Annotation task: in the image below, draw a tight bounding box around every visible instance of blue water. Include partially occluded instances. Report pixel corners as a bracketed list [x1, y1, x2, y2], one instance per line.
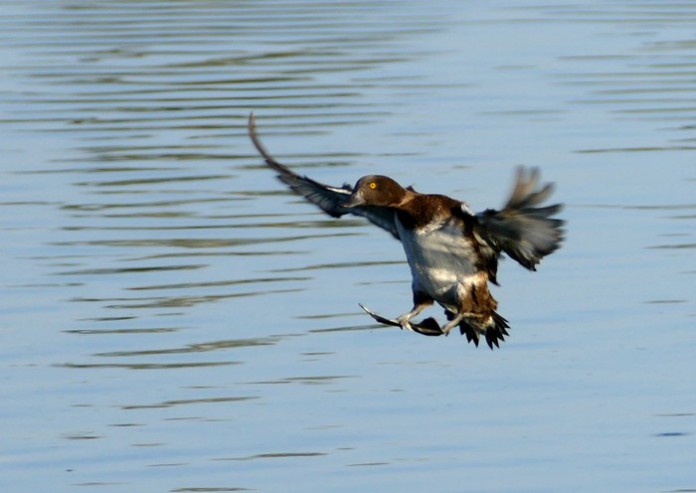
[1, 1, 694, 492]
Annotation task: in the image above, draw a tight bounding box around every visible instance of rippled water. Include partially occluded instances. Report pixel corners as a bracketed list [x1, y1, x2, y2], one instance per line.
[1, 1, 695, 492]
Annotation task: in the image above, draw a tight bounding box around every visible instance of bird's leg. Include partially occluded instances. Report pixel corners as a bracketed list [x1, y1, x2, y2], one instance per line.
[396, 293, 433, 332]
[359, 301, 443, 336]
[440, 312, 466, 336]
[395, 305, 427, 331]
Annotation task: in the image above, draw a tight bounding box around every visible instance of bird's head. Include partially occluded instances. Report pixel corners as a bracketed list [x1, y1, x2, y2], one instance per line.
[343, 175, 407, 208]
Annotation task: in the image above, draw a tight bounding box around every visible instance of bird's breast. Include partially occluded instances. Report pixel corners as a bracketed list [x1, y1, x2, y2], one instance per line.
[396, 217, 479, 299]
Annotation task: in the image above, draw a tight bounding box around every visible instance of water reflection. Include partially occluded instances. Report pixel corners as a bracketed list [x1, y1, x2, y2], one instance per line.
[95, 337, 281, 358]
[122, 395, 259, 411]
[60, 361, 237, 371]
[1, 1, 695, 493]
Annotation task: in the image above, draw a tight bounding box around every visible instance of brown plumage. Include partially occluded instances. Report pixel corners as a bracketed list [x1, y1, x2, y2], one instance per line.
[248, 113, 564, 348]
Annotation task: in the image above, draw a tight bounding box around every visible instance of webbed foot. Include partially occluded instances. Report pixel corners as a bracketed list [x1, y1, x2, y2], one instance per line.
[359, 304, 443, 336]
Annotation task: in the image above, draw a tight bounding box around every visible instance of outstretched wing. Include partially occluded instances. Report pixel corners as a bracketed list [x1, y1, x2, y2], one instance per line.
[473, 167, 564, 271]
[248, 113, 400, 238]
[248, 113, 352, 218]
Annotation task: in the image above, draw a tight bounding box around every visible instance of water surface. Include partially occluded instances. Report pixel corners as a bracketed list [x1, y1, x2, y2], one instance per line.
[1, 1, 694, 492]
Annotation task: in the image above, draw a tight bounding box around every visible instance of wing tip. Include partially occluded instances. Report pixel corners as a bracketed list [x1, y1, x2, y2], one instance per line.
[248, 112, 255, 133]
[248, 112, 289, 174]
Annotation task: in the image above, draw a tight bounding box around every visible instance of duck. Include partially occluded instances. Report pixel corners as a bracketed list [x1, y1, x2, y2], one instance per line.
[248, 113, 564, 348]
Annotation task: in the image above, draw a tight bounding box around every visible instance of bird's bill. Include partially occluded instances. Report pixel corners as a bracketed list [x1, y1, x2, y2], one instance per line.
[342, 192, 366, 208]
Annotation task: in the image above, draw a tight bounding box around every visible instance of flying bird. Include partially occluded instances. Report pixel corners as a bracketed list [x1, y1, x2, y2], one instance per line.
[248, 113, 564, 348]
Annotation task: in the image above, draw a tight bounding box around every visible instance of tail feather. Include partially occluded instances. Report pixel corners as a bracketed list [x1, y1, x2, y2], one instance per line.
[448, 310, 510, 349]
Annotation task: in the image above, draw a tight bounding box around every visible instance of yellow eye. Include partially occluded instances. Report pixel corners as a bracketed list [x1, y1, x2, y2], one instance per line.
[369, 182, 377, 190]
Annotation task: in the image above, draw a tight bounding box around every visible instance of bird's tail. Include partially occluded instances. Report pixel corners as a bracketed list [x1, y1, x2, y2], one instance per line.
[446, 310, 510, 349]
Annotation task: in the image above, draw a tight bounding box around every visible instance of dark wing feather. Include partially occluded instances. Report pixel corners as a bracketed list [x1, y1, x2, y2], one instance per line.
[349, 205, 401, 239]
[473, 167, 564, 271]
[248, 113, 351, 218]
[248, 113, 400, 238]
